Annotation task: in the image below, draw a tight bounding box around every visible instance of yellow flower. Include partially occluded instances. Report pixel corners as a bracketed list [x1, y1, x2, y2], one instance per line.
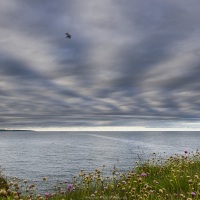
[194, 174, 199, 179]
[0, 189, 7, 196]
[23, 180, 28, 184]
[159, 189, 163, 193]
[36, 194, 41, 198]
[14, 195, 19, 200]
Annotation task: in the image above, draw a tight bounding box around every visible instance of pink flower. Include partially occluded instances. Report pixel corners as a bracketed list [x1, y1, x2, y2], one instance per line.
[122, 181, 126, 185]
[67, 184, 73, 191]
[60, 190, 65, 194]
[45, 192, 51, 198]
[141, 173, 147, 177]
[17, 191, 21, 196]
[191, 192, 195, 197]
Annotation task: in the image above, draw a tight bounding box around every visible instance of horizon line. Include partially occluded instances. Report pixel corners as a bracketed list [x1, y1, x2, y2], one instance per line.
[3, 126, 200, 132]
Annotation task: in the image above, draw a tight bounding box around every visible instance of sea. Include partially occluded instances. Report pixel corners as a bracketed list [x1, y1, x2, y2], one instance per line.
[0, 131, 199, 192]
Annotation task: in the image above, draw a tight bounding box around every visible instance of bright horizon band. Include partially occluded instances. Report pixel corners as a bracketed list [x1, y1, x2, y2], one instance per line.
[5, 126, 200, 132]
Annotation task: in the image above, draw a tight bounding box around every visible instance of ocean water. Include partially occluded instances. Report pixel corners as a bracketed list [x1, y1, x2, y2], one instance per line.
[0, 131, 199, 191]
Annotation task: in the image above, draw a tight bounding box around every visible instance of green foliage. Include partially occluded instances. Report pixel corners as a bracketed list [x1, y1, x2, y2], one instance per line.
[2, 151, 200, 199]
[0, 167, 8, 190]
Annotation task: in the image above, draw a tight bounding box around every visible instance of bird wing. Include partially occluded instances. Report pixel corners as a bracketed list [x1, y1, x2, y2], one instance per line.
[65, 33, 71, 39]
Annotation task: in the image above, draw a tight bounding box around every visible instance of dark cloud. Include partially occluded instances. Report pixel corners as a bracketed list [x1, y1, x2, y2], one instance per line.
[0, 55, 40, 78]
[161, 64, 200, 91]
[0, 0, 200, 129]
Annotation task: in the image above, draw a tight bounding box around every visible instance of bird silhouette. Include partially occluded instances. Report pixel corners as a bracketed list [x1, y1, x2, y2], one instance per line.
[65, 33, 71, 39]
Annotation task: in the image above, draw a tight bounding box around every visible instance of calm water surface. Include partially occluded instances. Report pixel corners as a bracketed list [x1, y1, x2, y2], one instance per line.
[0, 131, 199, 190]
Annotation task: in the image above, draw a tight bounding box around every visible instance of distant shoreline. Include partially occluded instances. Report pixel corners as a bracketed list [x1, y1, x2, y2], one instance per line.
[0, 129, 34, 132]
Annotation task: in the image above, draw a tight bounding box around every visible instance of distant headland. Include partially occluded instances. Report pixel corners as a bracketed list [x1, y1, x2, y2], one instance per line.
[0, 129, 34, 132]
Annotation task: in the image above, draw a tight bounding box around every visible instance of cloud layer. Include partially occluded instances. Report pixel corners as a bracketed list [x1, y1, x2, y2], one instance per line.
[1, 0, 200, 128]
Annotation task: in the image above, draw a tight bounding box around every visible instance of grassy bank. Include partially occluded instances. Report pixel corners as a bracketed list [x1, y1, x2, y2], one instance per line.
[0, 167, 8, 191]
[1, 151, 200, 199]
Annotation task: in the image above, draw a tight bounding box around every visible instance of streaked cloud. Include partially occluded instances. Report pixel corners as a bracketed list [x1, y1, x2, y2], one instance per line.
[0, 0, 200, 128]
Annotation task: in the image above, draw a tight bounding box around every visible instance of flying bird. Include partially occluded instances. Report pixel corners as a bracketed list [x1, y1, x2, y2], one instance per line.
[65, 33, 71, 39]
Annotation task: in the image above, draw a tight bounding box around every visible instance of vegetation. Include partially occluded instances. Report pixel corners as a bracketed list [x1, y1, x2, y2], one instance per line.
[0, 166, 8, 190]
[1, 151, 200, 199]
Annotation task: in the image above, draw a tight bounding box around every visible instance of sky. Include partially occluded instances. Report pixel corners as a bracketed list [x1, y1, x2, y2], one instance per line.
[1, 0, 200, 130]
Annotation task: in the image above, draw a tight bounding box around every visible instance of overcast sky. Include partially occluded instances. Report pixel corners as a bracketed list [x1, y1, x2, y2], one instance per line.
[1, 0, 200, 129]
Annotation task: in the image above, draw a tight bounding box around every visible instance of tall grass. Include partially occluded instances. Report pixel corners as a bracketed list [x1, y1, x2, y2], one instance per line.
[0, 166, 8, 191]
[1, 151, 200, 199]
